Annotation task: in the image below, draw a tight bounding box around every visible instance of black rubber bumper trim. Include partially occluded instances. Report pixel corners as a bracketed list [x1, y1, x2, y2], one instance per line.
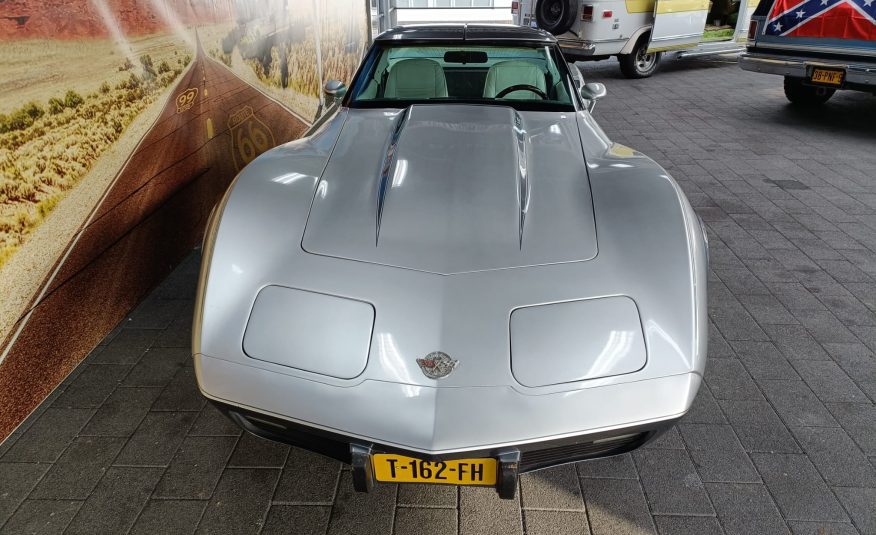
[211, 399, 679, 499]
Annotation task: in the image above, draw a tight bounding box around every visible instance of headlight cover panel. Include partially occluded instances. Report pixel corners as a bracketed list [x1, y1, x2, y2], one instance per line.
[510, 296, 647, 388]
[243, 285, 375, 380]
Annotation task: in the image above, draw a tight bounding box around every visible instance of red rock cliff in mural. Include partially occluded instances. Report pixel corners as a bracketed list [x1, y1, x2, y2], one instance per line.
[0, 0, 232, 40]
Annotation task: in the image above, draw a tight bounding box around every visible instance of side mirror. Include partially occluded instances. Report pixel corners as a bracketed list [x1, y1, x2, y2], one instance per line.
[579, 82, 607, 113]
[323, 80, 347, 103]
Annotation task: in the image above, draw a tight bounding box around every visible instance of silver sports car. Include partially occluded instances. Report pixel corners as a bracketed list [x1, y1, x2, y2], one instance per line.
[194, 24, 708, 499]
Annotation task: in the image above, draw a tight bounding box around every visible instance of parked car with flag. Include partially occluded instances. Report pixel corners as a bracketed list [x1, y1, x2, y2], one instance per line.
[740, 0, 876, 104]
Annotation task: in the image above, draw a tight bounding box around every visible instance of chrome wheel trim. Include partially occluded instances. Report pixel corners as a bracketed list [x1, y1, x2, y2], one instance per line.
[635, 48, 656, 73]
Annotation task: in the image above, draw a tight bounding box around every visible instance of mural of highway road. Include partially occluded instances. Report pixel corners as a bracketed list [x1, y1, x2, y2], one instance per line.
[0, 33, 310, 439]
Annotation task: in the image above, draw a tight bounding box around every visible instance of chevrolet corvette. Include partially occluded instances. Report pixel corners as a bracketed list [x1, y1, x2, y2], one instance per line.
[193, 24, 708, 498]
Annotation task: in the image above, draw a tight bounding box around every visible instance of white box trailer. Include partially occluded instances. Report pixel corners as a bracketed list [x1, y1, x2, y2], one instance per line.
[513, 0, 759, 77]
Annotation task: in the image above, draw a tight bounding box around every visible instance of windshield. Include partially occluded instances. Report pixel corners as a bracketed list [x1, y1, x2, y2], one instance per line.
[347, 44, 576, 111]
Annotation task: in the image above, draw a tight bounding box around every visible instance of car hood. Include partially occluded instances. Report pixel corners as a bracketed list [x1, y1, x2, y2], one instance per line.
[302, 105, 597, 274]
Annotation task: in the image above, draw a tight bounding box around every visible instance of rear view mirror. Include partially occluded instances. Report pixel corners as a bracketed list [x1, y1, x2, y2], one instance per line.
[443, 51, 488, 64]
[579, 82, 607, 113]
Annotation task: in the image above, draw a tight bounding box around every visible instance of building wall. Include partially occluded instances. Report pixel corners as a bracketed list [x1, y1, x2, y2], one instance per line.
[0, 0, 369, 441]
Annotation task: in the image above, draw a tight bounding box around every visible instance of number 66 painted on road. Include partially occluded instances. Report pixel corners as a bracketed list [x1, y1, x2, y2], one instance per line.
[228, 105, 276, 171]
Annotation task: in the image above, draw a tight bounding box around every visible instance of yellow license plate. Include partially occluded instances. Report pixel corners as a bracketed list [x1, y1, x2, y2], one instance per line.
[810, 68, 844, 86]
[372, 454, 497, 486]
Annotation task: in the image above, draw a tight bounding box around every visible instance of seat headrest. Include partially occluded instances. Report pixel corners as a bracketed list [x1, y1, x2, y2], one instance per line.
[483, 60, 547, 100]
[384, 59, 449, 99]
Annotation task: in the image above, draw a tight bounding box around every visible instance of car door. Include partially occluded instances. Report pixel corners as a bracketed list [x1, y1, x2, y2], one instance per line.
[646, 0, 709, 52]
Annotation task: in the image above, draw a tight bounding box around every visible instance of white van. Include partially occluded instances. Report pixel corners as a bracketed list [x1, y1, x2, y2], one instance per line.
[513, 0, 757, 77]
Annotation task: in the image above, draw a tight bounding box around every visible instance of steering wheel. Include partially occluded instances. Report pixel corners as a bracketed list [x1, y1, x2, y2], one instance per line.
[495, 84, 548, 99]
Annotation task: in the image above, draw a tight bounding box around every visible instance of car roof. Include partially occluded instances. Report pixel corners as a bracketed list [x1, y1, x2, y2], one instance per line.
[374, 24, 557, 44]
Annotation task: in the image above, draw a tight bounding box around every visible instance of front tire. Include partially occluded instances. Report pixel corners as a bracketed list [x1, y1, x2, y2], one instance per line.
[783, 77, 835, 106]
[618, 37, 661, 79]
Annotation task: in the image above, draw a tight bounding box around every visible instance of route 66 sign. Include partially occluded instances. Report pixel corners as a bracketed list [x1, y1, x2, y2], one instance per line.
[176, 87, 198, 113]
[228, 105, 275, 171]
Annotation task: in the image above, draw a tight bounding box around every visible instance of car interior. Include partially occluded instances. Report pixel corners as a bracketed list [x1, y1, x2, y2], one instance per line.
[352, 46, 573, 104]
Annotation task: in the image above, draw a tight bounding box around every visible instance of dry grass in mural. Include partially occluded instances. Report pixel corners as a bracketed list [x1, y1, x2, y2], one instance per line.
[0, 54, 190, 269]
[205, 14, 365, 120]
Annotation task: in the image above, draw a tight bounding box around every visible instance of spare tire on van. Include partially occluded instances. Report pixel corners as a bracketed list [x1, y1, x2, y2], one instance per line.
[535, 0, 578, 35]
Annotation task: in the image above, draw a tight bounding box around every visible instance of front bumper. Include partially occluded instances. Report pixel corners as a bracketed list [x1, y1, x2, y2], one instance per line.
[212, 398, 676, 498]
[196, 353, 700, 497]
[739, 52, 876, 90]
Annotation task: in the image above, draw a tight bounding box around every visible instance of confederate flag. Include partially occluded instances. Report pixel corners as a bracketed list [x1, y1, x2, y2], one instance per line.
[765, 0, 876, 40]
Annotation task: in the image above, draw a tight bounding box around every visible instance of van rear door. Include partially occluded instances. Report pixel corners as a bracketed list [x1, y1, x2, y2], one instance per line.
[647, 0, 709, 52]
[733, 0, 759, 43]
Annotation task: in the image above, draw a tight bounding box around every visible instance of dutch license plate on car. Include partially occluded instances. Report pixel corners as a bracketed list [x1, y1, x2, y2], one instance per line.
[810, 68, 844, 86]
[372, 454, 497, 486]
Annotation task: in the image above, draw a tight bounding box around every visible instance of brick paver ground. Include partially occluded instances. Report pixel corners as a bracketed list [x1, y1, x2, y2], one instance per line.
[2, 56, 876, 535]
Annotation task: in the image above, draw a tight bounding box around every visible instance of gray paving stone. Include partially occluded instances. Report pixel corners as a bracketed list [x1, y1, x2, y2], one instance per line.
[826, 403, 876, 455]
[767, 283, 828, 313]
[114, 411, 196, 467]
[227, 432, 290, 468]
[154, 435, 238, 499]
[759, 380, 838, 427]
[818, 295, 876, 327]
[396, 482, 457, 508]
[195, 468, 279, 535]
[738, 293, 799, 325]
[632, 449, 714, 515]
[705, 358, 764, 401]
[709, 305, 769, 341]
[750, 453, 848, 522]
[576, 453, 638, 480]
[327, 471, 398, 535]
[154, 316, 195, 348]
[794, 310, 861, 345]
[395, 507, 458, 535]
[832, 487, 876, 535]
[824, 343, 876, 402]
[274, 447, 342, 504]
[262, 505, 331, 535]
[851, 325, 876, 353]
[79, 386, 162, 437]
[0, 462, 50, 527]
[29, 436, 126, 500]
[791, 427, 876, 487]
[580, 478, 655, 535]
[51, 364, 129, 409]
[679, 424, 759, 483]
[124, 296, 187, 330]
[730, 340, 800, 381]
[787, 521, 860, 535]
[641, 426, 685, 450]
[188, 404, 242, 436]
[91, 328, 159, 364]
[719, 399, 801, 453]
[0, 499, 81, 535]
[65, 466, 163, 534]
[0, 408, 93, 463]
[706, 482, 789, 535]
[130, 499, 207, 535]
[523, 510, 589, 535]
[792, 360, 869, 403]
[151, 367, 205, 412]
[680, 384, 727, 424]
[653, 515, 723, 535]
[123, 347, 189, 387]
[520, 464, 584, 511]
[763, 324, 831, 361]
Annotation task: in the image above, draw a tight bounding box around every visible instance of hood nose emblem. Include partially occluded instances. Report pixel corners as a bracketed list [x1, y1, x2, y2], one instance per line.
[416, 352, 458, 379]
